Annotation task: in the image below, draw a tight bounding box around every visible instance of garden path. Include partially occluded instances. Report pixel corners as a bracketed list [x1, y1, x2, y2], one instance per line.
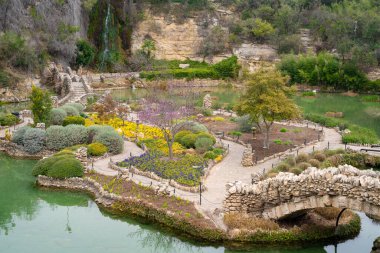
[0, 117, 33, 138]
[91, 124, 379, 229]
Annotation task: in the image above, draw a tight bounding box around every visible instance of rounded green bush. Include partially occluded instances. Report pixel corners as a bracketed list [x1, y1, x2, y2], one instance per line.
[93, 131, 123, 154]
[174, 130, 193, 143]
[11, 126, 31, 145]
[32, 154, 74, 176]
[196, 132, 216, 144]
[87, 125, 115, 142]
[180, 133, 198, 148]
[46, 158, 84, 179]
[60, 105, 79, 116]
[284, 155, 296, 166]
[195, 137, 214, 153]
[66, 103, 85, 113]
[22, 128, 46, 154]
[49, 108, 67, 126]
[88, 142, 108, 156]
[62, 116, 85, 126]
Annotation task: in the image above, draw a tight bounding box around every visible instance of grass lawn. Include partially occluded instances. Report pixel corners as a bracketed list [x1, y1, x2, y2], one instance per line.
[294, 93, 380, 137]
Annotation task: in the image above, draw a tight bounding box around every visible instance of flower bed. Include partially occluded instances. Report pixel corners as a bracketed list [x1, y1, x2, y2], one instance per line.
[118, 151, 207, 187]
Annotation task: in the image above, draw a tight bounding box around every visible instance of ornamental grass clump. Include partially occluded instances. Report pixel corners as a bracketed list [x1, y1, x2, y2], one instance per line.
[224, 213, 279, 231]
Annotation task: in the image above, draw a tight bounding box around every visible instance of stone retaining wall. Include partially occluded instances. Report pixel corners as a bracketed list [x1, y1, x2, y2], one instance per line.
[224, 165, 380, 219]
[0, 140, 52, 159]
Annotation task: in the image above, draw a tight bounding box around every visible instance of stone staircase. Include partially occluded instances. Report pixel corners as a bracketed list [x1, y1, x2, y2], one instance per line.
[68, 81, 87, 103]
[299, 28, 315, 54]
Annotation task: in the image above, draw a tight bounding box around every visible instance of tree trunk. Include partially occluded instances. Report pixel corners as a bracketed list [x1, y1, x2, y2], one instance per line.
[168, 141, 174, 160]
[264, 127, 270, 149]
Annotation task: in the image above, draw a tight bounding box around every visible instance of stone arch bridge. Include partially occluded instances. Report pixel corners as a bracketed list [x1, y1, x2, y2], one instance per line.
[224, 165, 380, 220]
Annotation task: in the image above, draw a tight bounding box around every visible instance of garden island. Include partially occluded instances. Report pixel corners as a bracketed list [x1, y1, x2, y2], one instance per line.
[0, 1, 380, 252]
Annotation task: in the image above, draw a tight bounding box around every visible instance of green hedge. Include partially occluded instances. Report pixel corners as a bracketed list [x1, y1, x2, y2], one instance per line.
[140, 56, 239, 80]
[304, 113, 379, 144]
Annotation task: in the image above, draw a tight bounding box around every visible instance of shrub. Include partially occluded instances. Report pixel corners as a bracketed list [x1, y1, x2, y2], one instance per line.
[22, 128, 46, 154]
[60, 105, 79, 116]
[290, 167, 303, 175]
[276, 163, 290, 172]
[204, 151, 218, 160]
[180, 133, 198, 148]
[66, 103, 85, 113]
[47, 158, 84, 179]
[195, 137, 214, 153]
[179, 121, 209, 133]
[273, 139, 282, 144]
[65, 125, 88, 146]
[174, 130, 193, 143]
[212, 116, 225, 122]
[63, 116, 85, 126]
[46, 126, 69, 151]
[280, 128, 288, 133]
[93, 131, 123, 154]
[284, 155, 296, 166]
[202, 108, 213, 116]
[75, 39, 95, 67]
[212, 56, 239, 79]
[196, 132, 216, 144]
[296, 153, 309, 163]
[0, 114, 20, 126]
[212, 148, 224, 156]
[48, 108, 67, 125]
[323, 155, 343, 167]
[87, 142, 108, 156]
[87, 125, 115, 142]
[236, 115, 252, 133]
[297, 162, 311, 171]
[308, 159, 321, 168]
[313, 152, 326, 162]
[11, 126, 30, 145]
[33, 152, 84, 179]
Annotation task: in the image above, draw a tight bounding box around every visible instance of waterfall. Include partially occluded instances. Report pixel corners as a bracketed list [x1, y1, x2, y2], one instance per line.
[100, 0, 111, 70]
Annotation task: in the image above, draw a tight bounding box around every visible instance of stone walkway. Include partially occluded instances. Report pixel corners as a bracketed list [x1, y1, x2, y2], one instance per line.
[0, 117, 33, 138]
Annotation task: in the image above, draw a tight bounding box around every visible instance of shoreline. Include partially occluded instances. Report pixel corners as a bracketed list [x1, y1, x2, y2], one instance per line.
[36, 175, 361, 248]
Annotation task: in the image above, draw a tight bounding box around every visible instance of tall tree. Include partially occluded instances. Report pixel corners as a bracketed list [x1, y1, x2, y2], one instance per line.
[29, 85, 52, 124]
[236, 70, 300, 149]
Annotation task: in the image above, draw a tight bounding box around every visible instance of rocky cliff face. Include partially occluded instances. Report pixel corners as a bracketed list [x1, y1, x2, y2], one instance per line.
[0, 0, 88, 64]
[131, 10, 278, 69]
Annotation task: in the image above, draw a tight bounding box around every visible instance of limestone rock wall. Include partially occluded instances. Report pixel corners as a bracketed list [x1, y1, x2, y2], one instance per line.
[131, 12, 278, 67]
[0, 0, 88, 63]
[224, 165, 380, 219]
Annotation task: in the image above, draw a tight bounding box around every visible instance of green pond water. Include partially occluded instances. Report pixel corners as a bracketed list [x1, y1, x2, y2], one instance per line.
[1, 153, 379, 253]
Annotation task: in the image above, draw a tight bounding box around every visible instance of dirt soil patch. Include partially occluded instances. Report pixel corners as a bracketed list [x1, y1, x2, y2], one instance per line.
[200, 116, 320, 161]
[86, 173, 216, 229]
